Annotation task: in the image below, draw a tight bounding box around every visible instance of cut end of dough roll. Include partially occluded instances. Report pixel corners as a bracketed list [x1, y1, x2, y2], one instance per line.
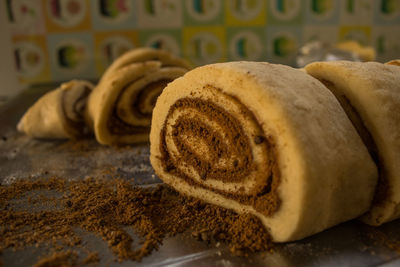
[150, 61, 377, 242]
[17, 80, 94, 139]
[305, 60, 400, 226]
[87, 48, 190, 145]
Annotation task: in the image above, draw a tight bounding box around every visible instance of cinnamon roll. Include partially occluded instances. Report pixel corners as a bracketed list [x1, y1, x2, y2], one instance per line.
[305, 61, 400, 226]
[150, 62, 377, 242]
[86, 48, 190, 145]
[17, 80, 93, 139]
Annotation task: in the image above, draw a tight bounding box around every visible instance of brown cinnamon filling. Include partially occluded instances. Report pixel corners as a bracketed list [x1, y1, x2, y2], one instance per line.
[61, 86, 92, 135]
[321, 79, 389, 206]
[107, 113, 150, 135]
[134, 79, 171, 118]
[170, 100, 253, 183]
[108, 79, 170, 135]
[159, 91, 281, 216]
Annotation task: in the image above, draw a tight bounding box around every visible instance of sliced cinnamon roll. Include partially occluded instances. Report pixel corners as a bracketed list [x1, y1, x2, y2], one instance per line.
[150, 62, 377, 242]
[17, 80, 93, 139]
[305, 61, 400, 226]
[86, 49, 189, 145]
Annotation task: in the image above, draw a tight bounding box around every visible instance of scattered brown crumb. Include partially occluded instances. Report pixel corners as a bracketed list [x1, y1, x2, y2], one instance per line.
[33, 251, 77, 267]
[57, 139, 92, 153]
[83, 252, 99, 265]
[0, 177, 273, 264]
[99, 166, 121, 179]
[111, 144, 135, 152]
[366, 227, 400, 254]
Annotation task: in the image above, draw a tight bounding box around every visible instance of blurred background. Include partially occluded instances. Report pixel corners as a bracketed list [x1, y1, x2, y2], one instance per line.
[1, 0, 400, 102]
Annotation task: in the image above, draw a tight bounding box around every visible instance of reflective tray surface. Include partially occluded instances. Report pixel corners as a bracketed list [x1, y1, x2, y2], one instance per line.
[1, 85, 400, 267]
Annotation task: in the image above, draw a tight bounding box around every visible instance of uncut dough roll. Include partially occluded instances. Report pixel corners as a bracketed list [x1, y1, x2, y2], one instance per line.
[335, 41, 376, 62]
[386, 59, 400, 66]
[17, 80, 93, 139]
[150, 62, 377, 242]
[305, 61, 400, 226]
[86, 51, 189, 145]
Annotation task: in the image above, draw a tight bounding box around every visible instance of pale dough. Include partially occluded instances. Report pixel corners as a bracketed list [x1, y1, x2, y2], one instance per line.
[100, 47, 191, 84]
[305, 60, 400, 225]
[17, 80, 93, 139]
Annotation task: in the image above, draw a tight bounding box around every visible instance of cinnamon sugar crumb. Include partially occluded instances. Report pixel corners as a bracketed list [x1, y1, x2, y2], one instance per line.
[82, 252, 99, 265]
[33, 251, 77, 267]
[0, 177, 273, 264]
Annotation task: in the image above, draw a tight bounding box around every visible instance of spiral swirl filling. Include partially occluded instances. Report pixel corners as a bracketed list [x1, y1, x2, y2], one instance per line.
[108, 79, 172, 135]
[62, 85, 92, 131]
[159, 86, 281, 216]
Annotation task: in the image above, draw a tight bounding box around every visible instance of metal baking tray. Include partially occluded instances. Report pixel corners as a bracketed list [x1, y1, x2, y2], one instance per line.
[1, 85, 400, 267]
